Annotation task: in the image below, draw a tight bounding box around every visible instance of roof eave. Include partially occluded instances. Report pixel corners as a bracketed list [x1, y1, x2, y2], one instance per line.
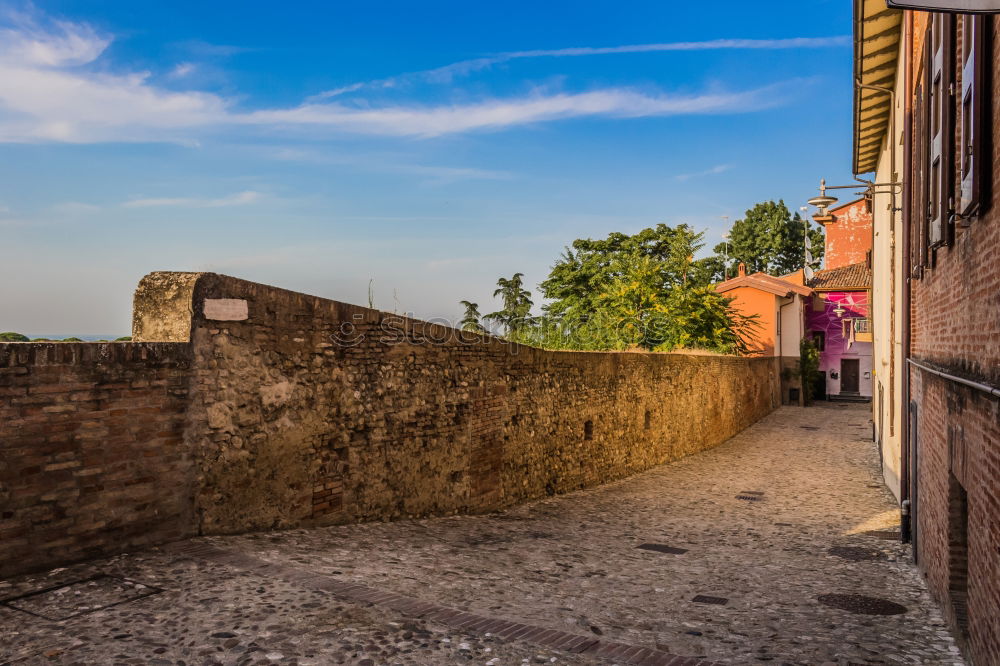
[852, 0, 903, 175]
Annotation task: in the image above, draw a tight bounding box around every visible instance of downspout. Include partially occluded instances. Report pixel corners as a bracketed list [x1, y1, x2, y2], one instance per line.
[900, 10, 914, 545]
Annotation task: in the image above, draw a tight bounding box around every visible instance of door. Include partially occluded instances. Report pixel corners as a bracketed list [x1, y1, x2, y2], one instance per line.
[841, 359, 860, 393]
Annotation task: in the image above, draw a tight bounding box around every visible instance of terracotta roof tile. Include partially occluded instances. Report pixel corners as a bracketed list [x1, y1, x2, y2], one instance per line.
[809, 261, 871, 290]
[716, 271, 812, 297]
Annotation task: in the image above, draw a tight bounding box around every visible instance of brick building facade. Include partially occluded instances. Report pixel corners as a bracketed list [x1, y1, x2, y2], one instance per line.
[853, 2, 1000, 662]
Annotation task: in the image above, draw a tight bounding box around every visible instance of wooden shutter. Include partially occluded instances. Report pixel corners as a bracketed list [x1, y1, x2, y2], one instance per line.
[920, 39, 932, 267]
[959, 15, 985, 216]
[912, 79, 926, 278]
[929, 14, 954, 247]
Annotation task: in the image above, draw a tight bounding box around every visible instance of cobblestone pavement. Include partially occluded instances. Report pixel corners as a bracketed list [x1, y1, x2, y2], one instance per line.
[1, 405, 964, 665]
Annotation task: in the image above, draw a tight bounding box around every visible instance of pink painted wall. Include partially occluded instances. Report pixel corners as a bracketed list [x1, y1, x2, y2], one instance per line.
[806, 290, 872, 398]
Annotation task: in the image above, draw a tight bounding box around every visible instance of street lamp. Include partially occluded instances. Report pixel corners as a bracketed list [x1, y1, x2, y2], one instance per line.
[806, 177, 903, 223]
[722, 232, 730, 280]
[799, 205, 813, 279]
[807, 179, 840, 220]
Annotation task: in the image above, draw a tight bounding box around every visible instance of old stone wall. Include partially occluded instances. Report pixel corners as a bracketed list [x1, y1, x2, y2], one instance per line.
[0, 343, 194, 578]
[171, 273, 778, 534]
[0, 271, 778, 577]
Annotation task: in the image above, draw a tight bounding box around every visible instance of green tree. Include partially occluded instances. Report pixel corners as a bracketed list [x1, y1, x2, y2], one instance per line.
[525, 224, 759, 354]
[0, 332, 29, 342]
[649, 286, 759, 355]
[484, 273, 534, 335]
[714, 200, 824, 276]
[799, 337, 821, 404]
[540, 223, 709, 321]
[458, 300, 485, 333]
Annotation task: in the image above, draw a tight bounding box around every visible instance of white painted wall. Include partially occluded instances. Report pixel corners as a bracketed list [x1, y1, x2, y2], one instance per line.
[778, 295, 804, 358]
[870, 45, 906, 502]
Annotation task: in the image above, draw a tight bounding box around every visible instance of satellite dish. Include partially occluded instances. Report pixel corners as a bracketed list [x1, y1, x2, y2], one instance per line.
[886, 0, 1000, 13]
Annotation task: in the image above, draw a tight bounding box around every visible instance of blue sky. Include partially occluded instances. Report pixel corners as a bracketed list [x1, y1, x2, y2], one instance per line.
[0, 0, 856, 336]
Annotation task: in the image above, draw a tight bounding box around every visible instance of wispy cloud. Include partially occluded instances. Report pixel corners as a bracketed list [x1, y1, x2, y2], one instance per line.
[51, 201, 102, 213]
[0, 11, 807, 144]
[271, 148, 512, 184]
[169, 62, 197, 78]
[122, 190, 262, 208]
[249, 85, 788, 138]
[676, 164, 733, 181]
[310, 36, 849, 99]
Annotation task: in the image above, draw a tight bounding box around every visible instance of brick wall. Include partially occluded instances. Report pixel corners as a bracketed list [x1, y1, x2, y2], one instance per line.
[905, 15, 1000, 664]
[0, 343, 193, 578]
[0, 272, 779, 578]
[909, 372, 1000, 662]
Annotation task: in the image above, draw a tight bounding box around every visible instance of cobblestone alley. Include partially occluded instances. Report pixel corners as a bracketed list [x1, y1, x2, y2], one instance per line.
[0, 404, 963, 666]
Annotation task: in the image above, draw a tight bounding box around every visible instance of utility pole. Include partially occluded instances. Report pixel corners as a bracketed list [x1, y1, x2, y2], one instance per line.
[800, 206, 814, 282]
[720, 216, 730, 280]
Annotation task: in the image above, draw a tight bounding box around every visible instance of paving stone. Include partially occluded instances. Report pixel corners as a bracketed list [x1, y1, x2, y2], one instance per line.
[0, 405, 963, 665]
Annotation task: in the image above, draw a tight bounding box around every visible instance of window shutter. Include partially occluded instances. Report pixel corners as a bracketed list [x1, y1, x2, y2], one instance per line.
[912, 80, 926, 278]
[920, 38, 932, 267]
[929, 14, 954, 247]
[959, 15, 985, 216]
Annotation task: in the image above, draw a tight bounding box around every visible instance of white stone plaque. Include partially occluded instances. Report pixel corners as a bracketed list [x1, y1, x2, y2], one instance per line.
[203, 298, 249, 321]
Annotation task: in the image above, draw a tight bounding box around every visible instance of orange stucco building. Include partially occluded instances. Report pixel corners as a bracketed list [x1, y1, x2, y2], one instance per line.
[815, 198, 873, 270]
[716, 264, 812, 404]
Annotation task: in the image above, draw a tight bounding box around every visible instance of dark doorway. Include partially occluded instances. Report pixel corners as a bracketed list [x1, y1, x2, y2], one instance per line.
[813, 370, 827, 400]
[841, 359, 860, 393]
[947, 473, 970, 642]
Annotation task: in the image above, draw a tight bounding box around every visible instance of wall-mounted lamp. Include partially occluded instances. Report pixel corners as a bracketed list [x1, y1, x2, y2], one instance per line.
[833, 304, 846, 318]
[807, 179, 840, 219]
[805, 177, 903, 224]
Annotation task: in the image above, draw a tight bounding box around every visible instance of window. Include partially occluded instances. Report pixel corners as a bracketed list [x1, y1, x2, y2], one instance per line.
[811, 331, 826, 352]
[958, 15, 986, 216]
[927, 14, 954, 247]
[584, 420, 594, 440]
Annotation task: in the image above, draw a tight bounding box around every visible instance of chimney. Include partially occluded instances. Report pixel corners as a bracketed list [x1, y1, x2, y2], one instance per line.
[737, 262, 746, 277]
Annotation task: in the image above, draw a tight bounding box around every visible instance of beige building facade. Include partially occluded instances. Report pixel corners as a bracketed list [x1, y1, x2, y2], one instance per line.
[868, 33, 906, 502]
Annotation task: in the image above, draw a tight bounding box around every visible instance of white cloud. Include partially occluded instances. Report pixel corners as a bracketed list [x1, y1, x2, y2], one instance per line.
[122, 190, 262, 208]
[506, 37, 850, 58]
[312, 36, 849, 98]
[676, 164, 733, 181]
[0, 11, 805, 144]
[246, 86, 785, 138]
[169, 62, 196, 78]
[0, 12, 228, 142]
[0, 12, 109, 67]
[51, 201, 101, 213]
[270, 147, 511, 183]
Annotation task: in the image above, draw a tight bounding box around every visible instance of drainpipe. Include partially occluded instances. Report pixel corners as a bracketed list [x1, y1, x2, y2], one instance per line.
[899, 11, 914, 545]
